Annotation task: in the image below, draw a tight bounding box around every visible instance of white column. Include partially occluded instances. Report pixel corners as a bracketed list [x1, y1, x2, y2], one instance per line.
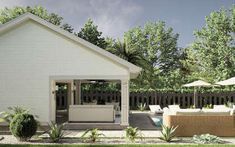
[121, 79, 129, 126]
[75, 80, 81, 104]
[49, 80, 56, 122]
[70, 80, 74, 105]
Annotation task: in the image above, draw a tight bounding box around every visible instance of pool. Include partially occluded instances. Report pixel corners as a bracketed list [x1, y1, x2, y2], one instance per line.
[150, 116, 163, 127]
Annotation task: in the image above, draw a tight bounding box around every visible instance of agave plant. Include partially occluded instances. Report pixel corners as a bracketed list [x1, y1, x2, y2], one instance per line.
[81, 128, 105, 142]
[193, 134, 223, 144]
[125, 126, 143, 142]
[47, 122, 65, 143]
[0, 106, 29, 123]
[137, 103, 146, 111]
[159, 125, 178, 142]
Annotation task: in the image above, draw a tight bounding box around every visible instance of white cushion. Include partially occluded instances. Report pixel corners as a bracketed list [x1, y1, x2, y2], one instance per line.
[213, 105, 227, 109]
[202, 108, 231, 115]
[168, 105, 180, 110]
[175, 109, 201, 115]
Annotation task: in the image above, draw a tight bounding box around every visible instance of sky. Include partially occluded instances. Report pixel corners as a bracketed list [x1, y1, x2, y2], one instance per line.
[0, 0, 234, 47]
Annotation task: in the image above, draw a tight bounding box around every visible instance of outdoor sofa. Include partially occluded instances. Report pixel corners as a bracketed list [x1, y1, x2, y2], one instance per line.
[163, 105, 235, 137]
[69, 105, 115, 122]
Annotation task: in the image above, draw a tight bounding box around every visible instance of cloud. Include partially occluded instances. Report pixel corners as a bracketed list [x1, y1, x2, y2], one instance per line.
[0, 0, 143, 38]
[86, 0, 143, 38]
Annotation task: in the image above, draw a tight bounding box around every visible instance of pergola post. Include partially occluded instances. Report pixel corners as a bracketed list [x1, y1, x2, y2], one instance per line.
[120, 79, 129, 126]
[75, 80, 81, 104]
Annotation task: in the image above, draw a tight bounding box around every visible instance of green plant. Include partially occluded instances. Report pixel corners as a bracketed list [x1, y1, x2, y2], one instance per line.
[193, 134, 223, 144]
[81, 128, 105, 142]
[125, 126, 143, 142]
[0, 106, 29, 123]
[47, 122, 65, 143]
[159, 125, 178, 142]
[225, 101, 233, 108]
[188, 105, 195, 109]
[10, 113, 38, 141]
[203, 104, 213, 109]
[137, 103, 146, 111]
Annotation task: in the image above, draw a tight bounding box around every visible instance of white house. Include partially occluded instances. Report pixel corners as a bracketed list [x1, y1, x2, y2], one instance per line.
[0, 13, 141, 127]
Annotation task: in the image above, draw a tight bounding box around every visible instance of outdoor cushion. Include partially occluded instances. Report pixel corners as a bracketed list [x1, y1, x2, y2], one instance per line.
[213, 105, 227, 109]
[168, 105, 180, 110]
[202, 109, 231, 115]
[175, 109, 201, 115]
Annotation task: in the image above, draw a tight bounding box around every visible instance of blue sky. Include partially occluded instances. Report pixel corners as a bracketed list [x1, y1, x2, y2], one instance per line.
[0, 0, 234, 47]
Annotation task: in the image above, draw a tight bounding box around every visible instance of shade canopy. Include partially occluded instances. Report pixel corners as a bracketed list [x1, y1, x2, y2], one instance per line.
[183, 80, 212, 87]
[215, 77, 235, 86]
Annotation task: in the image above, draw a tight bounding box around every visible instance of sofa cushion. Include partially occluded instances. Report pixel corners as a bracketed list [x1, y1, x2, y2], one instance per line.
[168, 105, 180, 110]
[213, 105, 227, 109]
[175, 109, 201, 115]
[202, 109, 231, 115]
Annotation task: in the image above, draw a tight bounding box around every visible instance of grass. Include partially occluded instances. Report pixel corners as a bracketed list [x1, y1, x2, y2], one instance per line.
[1, 145, 235, 147]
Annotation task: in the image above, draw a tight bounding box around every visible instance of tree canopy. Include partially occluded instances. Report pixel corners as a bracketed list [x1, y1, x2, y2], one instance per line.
[76, 19, 107, 49]
[189, 5, 235, 82]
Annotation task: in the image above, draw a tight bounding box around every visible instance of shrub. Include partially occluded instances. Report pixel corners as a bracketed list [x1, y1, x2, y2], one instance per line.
[0, 106, 29, 123]
[137, 103, 146, 111]
[203, 104, 213, 109]
[125, 126, 143, 142]
[159, 125, 178, 142]
[225, 101, 233, 108]
[10, 113, 37, 141]
[47, 122, 65, 143]
[193, 134, 223, 144]
[81, 128, 105, 142]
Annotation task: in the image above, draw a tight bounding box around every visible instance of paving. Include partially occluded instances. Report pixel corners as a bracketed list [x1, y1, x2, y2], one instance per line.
[129, 111, 160, 130]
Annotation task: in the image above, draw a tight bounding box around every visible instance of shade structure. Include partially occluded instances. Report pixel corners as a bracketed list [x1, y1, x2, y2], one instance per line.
[215, 77, 235, 86]
[182, 80, 212, 107]
[183, 80, 212, 87]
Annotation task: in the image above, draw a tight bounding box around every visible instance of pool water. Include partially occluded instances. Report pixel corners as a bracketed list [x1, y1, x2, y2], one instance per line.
[151, 116, 163, 127]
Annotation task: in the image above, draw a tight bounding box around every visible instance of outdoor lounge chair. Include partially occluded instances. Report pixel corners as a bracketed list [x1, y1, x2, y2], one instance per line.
[149, 105, 163, 114]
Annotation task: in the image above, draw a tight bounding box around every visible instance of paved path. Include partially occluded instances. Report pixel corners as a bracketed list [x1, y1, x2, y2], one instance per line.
[62, 130, 161, 138]
[129, 112, 159, 130]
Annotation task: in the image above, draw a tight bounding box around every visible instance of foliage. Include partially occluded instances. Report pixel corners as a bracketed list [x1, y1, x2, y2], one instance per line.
[81, 128, 105, 142]
[47, 122, 65, 143]
[190, 5, 235, 82]
[193, 134, 223, 144]
[137, 103, 146, 111]
[10, 113, 38, 141]
[0, 6, 74, 33]
[76, 19, 107, 49]
[0, 106, 29, 124]
[225, 101, 234, 108]
[203, 104, 213, 109]
[121, 21, 183, 90]
[106, 38, 144, 67]
[159, 125, 178, 142]
[125, 126, 143, 142]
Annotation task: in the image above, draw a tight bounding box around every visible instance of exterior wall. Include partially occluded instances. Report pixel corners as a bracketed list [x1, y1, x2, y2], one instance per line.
[0, 20, 129, 123]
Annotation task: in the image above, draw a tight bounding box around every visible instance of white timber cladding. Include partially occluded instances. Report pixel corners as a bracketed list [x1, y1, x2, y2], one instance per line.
[0, 20, 130, 122]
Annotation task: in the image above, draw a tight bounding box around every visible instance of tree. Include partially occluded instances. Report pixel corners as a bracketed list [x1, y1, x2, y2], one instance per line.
[123, 21, 181, 89]
[191, 5, 235, 82]
[0, 6, 73, 33]
[105, 38, 144, 67]
[76, 19, 107, 49]
[61, 23, 74, 33]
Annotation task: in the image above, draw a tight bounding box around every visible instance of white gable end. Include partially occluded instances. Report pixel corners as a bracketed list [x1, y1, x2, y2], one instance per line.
[0, 20, 129, 77]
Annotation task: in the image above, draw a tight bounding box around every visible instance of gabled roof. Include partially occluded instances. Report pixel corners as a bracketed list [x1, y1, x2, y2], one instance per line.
[0, 13, 142, 77]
